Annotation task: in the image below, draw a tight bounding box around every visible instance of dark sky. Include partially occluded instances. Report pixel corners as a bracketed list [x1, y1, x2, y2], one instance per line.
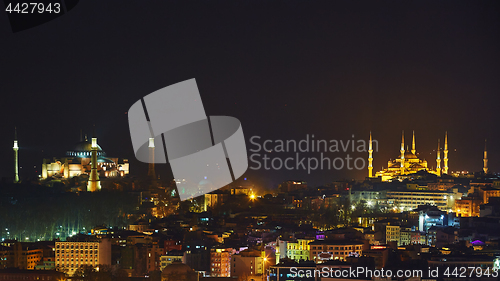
[0, 0, 499, 187]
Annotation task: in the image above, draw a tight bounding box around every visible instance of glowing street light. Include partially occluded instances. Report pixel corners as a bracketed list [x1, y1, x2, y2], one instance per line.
[262, 257, 269, 281]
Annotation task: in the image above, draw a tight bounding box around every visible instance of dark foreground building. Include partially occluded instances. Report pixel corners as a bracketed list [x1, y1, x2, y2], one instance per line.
[0, 268, 65, 280]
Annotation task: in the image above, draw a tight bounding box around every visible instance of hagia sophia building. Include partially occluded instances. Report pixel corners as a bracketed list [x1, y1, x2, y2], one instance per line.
[41, 132, 130, 182]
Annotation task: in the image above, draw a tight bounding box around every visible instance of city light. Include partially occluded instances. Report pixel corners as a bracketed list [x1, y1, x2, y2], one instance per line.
[0, 4, 496, 280]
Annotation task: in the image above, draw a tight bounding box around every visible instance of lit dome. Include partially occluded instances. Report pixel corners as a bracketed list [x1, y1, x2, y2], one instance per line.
[404, 152, 418, 159]
[97, 157, 114, 163]
[66, 140, 106, 158]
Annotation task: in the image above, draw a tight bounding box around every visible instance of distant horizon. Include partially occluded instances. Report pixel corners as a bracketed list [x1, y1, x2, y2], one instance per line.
[2, 126, 496, 188]
[1, 0, 498, 186]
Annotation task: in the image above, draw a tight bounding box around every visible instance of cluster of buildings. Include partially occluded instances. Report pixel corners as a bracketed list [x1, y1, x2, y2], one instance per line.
[2, 130, 500, 280]
[2, 169, 500, 280]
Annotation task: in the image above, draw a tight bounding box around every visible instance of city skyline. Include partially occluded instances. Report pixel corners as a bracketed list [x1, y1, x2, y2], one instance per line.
[2, 126, 495, 187]
[1, 2, 500, 279]
[0, 0, 499, 186]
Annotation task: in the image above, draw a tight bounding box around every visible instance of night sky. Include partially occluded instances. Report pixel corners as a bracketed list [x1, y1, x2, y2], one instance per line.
[0, 0, 499, 187]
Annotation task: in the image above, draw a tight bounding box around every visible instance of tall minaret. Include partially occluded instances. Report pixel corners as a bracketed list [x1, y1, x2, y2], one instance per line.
[13, 127, 19, 183]
[368, 131, 373, 178]
[411, 130, 416, 155]
[400, 131, 405, 175]
[148, 137, 156, 179]
[483, 139, 489, 174]
[443, 132, 449, 175]
[87, 130, 101, 192]
[436, 139, 441, 176]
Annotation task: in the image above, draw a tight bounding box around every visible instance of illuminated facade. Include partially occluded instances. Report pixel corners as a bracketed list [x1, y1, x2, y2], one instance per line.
[309, 240, 363, 262]
[385, 224, 401, 245]
[231, 250, 264, 277]
[0, 243, 43, 270]
[478, 186, 500, 204]
[455, 197, 482, 217]
[386, 189, 460, 211]
[12, 243, 43, 270]
[41, 134, 129, 180]
[160, 251, 185, 272]
[204, 192, 228, 212]
[55, 239, 111, 276]
[372, 131, 448, 181]
[276, 238, 313, 263]
[210, 247, 233, 277]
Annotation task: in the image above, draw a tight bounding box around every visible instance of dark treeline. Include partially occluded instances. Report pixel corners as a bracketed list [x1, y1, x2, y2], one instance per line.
[0, 181, 139, 241]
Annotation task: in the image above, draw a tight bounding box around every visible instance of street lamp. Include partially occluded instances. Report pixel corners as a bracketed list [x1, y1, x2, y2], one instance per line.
[262, 257, 268, 281]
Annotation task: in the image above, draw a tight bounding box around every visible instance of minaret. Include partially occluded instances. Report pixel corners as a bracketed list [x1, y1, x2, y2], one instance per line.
[443, 132, 449, 174]
[411, 130, 416, 155]
[368, 131, 373, 178]
[400, 131, 405, 175]
[483, 139, 489, 174]
[87, 130, 101, 192]
[436, 139, 441, 176]
[148, 137, 156, 179]
[13, 127, 19, 183]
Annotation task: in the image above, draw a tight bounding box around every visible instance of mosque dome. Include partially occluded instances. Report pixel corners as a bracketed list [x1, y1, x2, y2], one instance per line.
[404, 151, 418, 159]
[66, 140, 106, 157]
[97, 157, 114, 163]
[73, 140, 103, 152]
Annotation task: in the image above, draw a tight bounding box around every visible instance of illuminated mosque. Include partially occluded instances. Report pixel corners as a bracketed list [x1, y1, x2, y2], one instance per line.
[41, 132, 130, 184]
[368, 131, 448, 181]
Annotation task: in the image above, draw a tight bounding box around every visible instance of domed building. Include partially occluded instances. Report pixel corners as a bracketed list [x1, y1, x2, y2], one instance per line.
[161, 261, 197, 281]
[371, 131, 448, 181]
[41, 133, 129, 180]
